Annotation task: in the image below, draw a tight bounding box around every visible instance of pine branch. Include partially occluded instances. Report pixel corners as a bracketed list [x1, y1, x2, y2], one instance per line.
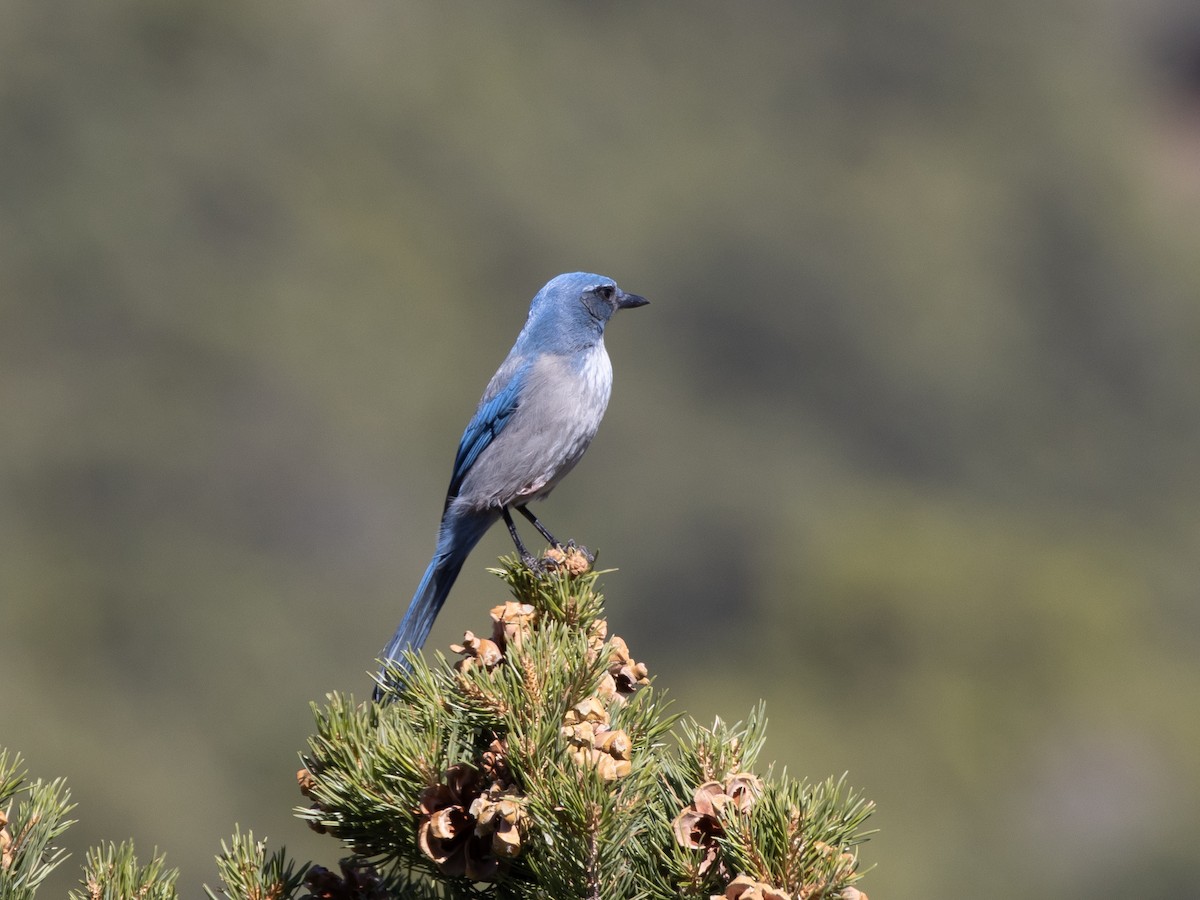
[204, 828, 307, 900]
[0, 749, 75, 900]
[68, 842, 178, 900]
[299, 550, 877, 900]
[1, 549, 877, 900]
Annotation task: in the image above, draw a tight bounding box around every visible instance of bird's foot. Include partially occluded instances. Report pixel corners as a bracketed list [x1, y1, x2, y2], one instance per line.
[567, 540, 595, 566]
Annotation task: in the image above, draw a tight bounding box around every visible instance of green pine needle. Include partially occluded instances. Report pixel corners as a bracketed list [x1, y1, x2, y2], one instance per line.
[298, 555, 876, 899]
[204, 828, 307, 900]
[68, 841, 177, 900]
[0, 750, 76, 900]
[2, 553, 877, 900]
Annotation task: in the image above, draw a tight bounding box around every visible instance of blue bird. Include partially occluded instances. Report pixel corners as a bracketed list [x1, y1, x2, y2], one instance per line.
[375, 272, 648, 697]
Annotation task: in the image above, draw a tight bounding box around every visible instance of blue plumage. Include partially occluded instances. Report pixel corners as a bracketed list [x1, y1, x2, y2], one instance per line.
[446, 364, 528, 506]
[375, 272, 648, 698]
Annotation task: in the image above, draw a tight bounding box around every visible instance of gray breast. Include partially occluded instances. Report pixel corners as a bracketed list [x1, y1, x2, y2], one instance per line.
[455, 345, 613, 510]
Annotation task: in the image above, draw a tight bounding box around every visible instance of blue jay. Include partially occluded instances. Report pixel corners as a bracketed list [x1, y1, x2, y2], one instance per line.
[376, 272, 648, 695]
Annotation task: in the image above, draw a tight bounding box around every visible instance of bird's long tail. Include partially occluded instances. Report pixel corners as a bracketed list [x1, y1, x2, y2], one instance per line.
[375, 508, 496, 697]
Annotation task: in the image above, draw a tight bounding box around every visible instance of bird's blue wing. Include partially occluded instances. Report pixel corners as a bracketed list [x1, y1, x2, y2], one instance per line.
[445, 362, 528, 504]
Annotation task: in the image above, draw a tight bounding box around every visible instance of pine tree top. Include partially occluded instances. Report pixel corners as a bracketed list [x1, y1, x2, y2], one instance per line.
[1, 551, 875, 900]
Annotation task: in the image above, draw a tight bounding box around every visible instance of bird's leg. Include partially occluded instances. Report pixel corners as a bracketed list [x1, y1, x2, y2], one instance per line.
[501, 506, 539, 567]
[516, 505, 560, 548]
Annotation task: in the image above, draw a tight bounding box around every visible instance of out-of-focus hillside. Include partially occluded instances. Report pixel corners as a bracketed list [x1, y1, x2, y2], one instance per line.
[3, 2, 1199, 897]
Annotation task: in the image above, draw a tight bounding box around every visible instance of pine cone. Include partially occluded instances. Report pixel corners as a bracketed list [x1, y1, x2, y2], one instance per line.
[416, 763, 525, 881]
[303, 860, 387, 900]
[543, 545, 592, 575]
[479, 738, 512, 784]
[607, 635, 650, 694]
[711, 873, 791, 900]
[722, 772, 764, 813]
[672, 781, 731, 873]
[0, 809, 12, 871]
[450, 631, 503, 673]
[490, 601, 537, 650]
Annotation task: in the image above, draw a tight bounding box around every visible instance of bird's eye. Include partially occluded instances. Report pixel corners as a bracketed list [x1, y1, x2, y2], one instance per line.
[595, 284, 616, 302]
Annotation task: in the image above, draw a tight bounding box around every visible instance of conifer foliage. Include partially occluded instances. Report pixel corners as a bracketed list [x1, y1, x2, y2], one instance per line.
[0, 750, 74, 900]
[1, 551, 875, 899]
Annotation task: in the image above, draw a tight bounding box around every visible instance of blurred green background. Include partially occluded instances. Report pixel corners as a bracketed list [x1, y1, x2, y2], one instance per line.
[4, 1, 1200, 897]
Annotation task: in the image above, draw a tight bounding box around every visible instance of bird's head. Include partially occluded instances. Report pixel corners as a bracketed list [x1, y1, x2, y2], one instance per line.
[524, 272, 648, 348]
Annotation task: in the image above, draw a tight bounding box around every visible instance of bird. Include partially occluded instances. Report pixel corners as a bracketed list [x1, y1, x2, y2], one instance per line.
[375, 272, 648, 697]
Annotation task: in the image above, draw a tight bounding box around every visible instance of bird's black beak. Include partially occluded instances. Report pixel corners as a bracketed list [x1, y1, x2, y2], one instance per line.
[617, 291, 650, 309]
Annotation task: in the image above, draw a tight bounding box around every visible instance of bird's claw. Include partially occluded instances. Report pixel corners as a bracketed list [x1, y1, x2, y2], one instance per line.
[563, 540, 596, 566]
